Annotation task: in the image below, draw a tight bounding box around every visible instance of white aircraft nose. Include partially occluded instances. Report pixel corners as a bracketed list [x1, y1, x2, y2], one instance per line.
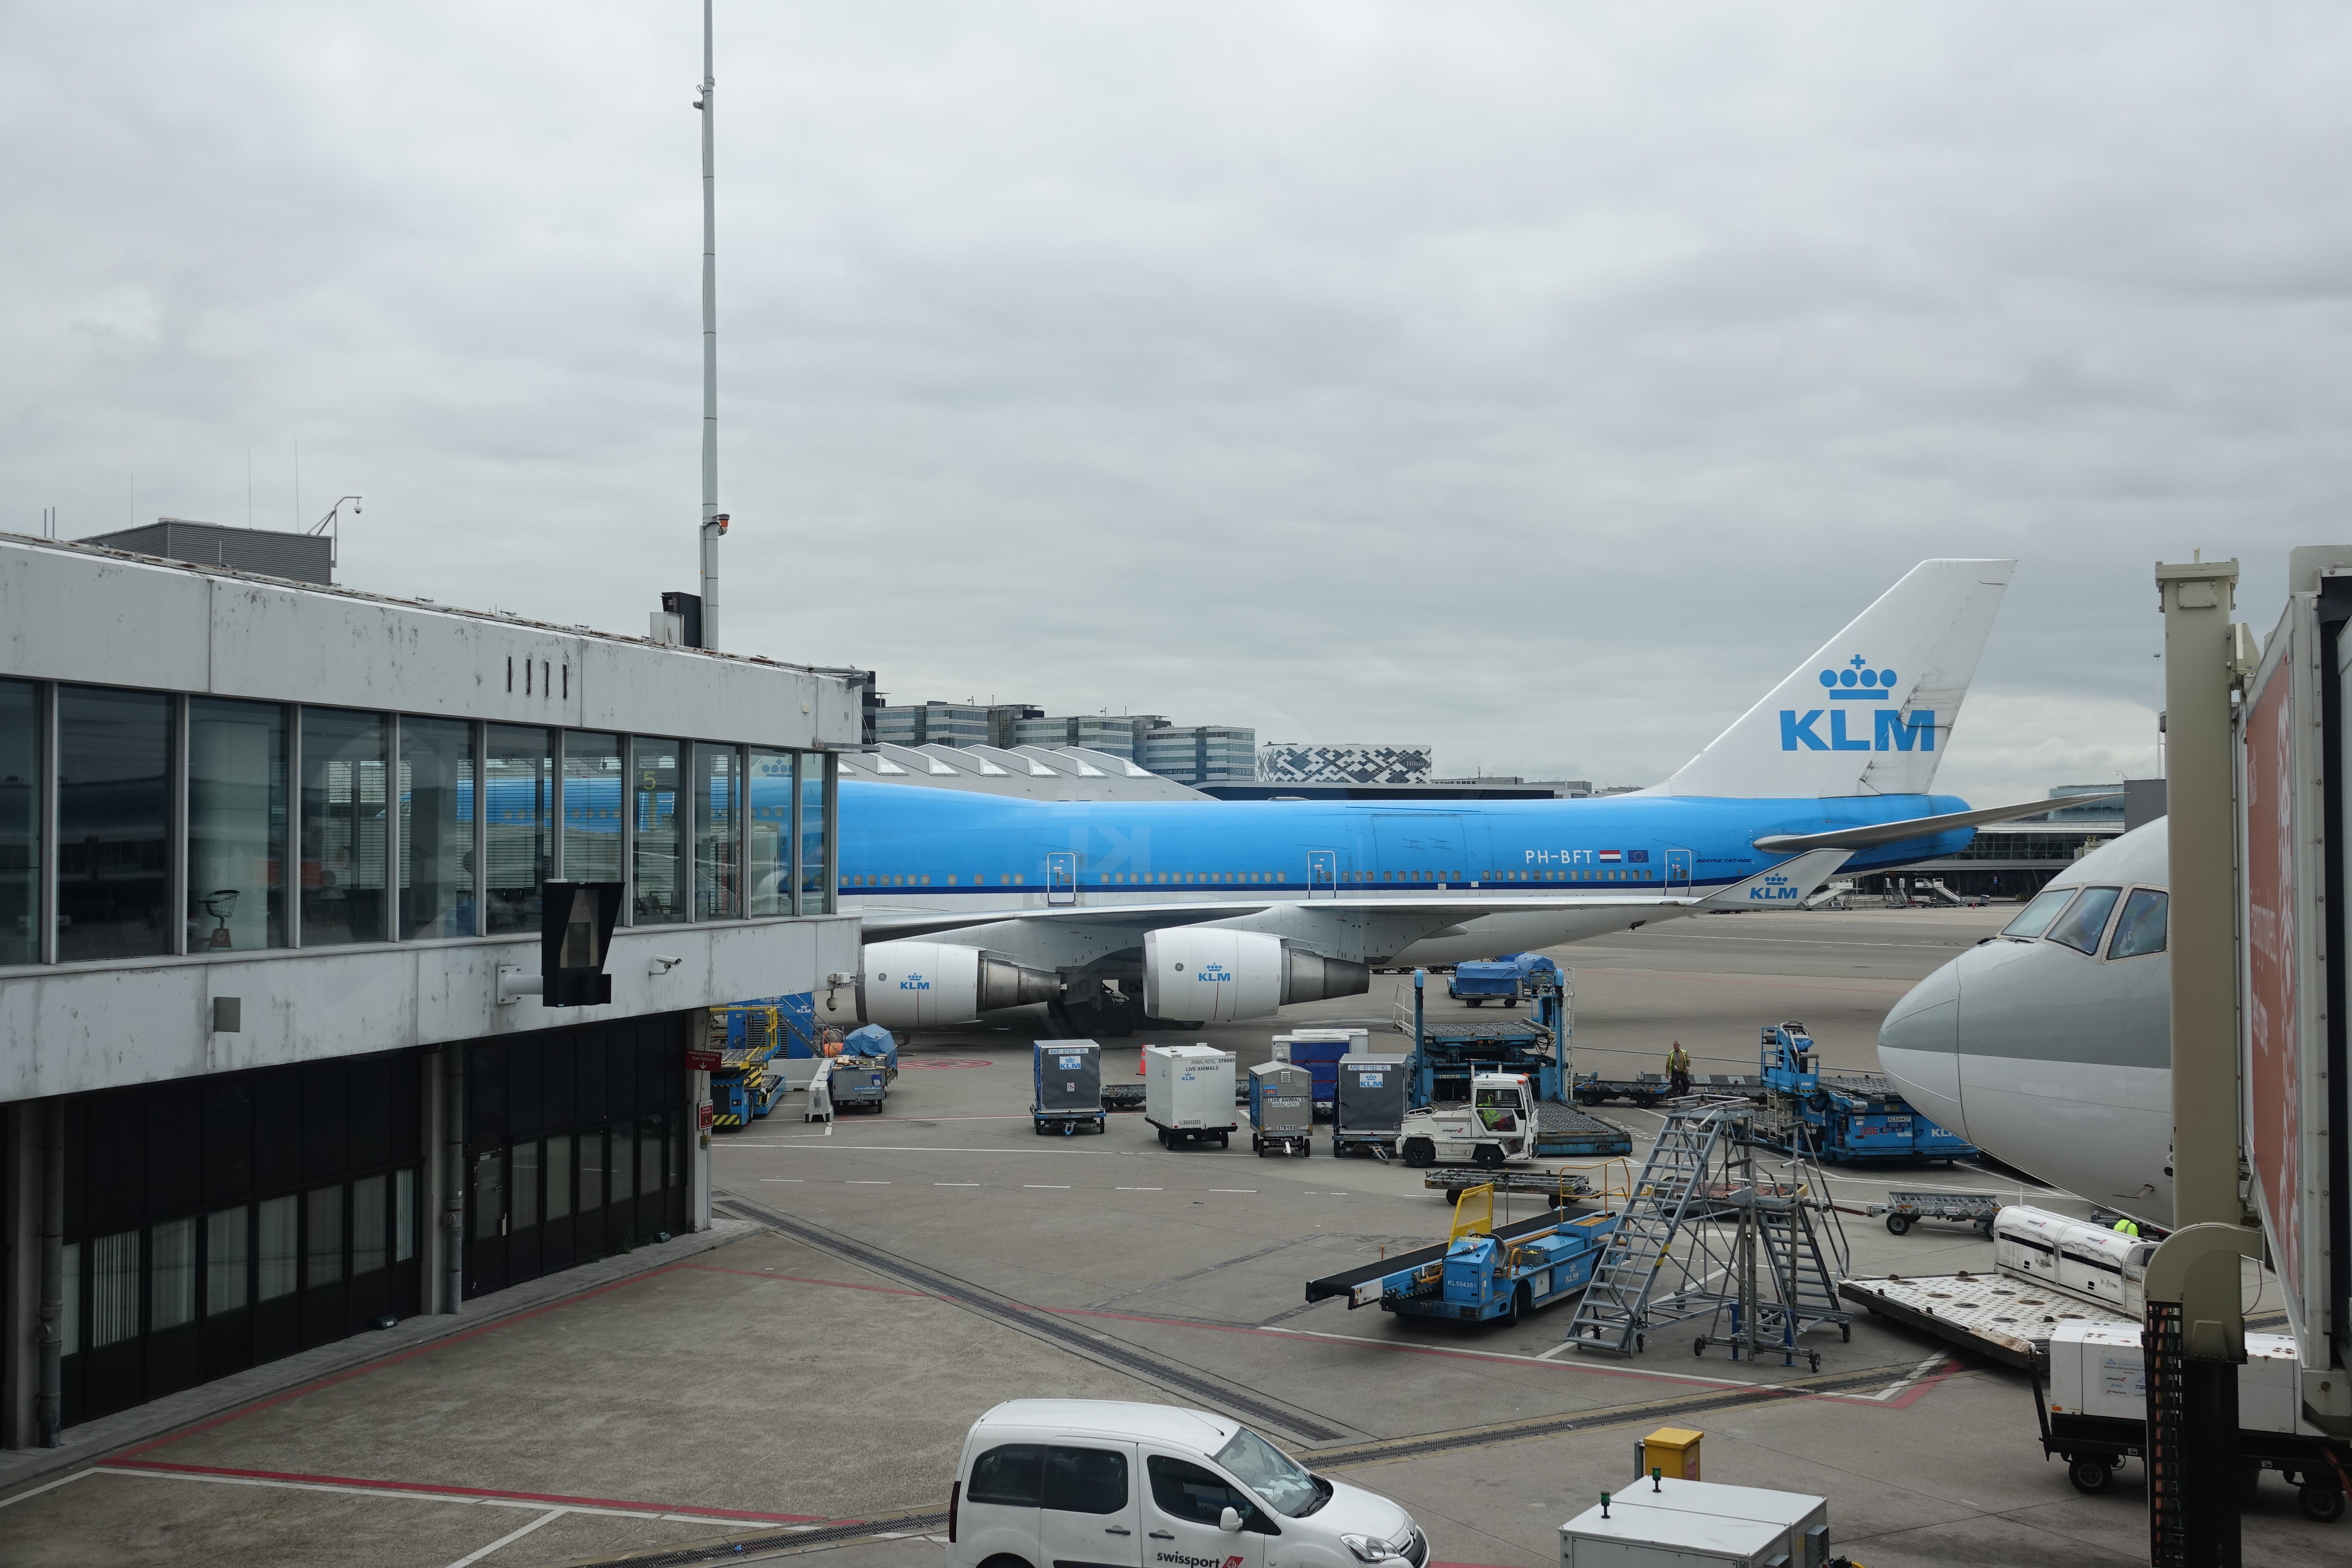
[1878, 951, 1968, 1137]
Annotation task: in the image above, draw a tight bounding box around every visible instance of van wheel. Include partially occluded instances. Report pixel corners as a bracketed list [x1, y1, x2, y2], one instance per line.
[979, 1555, 1039, 1568]
[1403, 1139, 1436, 1168]
[2301, 1485, 2345, 1523]
[2068, 1459, 2114, 1495]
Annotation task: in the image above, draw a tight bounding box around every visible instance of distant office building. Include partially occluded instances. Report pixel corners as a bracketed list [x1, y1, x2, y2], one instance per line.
[2040, 784, 2129, 822]
[80, 518, 335, 585]
[1261, 743, 1434, 786]
[1144, 725, 1257, 786]
[872, 701, 990, 749]
[1430, 776, 1597, 797]
[1012, 714, 1170, 761]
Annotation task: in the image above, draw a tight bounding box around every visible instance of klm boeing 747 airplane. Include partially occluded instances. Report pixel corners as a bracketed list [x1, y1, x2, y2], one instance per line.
[835, 559, 2045, 1036]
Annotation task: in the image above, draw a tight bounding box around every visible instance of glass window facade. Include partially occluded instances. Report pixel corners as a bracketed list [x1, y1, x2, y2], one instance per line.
[56, 1051, 424, 1428]
[632, 737, 685, 925]
[57, 685, 172, 961]
[299, 708, 388, 946]
[1, 670, 833, 964]
[0, 679, 37, 964]
[484, 725, 552, 934]
[188, 698, 287, 952]
[400, 717, 476, 939]
[748, 749, 792, 917]
[695, 743, 740, 921]
[563, 732, 623, 884]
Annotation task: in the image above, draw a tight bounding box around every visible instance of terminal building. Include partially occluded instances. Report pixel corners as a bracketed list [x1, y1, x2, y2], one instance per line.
[871, 700, 1256, 785]
[0, 532, 860, 1445]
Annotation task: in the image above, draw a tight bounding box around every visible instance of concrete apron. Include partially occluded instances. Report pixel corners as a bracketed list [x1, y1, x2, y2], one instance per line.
[0, 1219, 759, 1502]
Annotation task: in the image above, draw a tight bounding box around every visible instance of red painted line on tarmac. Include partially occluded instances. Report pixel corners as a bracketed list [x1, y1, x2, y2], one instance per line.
[98, 1459, 827, 1523]
[686, 1264, 927, 1297]
[105, 1264, 695, 1463]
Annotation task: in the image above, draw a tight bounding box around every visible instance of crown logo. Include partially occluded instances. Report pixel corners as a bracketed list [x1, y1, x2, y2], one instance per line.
[1817, 653, 1899, 700]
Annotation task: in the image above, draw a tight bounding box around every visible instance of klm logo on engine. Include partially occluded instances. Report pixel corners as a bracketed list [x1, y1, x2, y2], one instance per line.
[1197, 963, 1234, 985]
[898, 972, 931, 991]
[1781, 655, 1933, 753]
[1749, 874, 1800, 903]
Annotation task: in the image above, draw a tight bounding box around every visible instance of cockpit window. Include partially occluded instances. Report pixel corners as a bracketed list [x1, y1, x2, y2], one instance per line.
[2001, 887, 2077, 940]
[2106, 888, 2168, 959]
[2046, 886, 2123, 955]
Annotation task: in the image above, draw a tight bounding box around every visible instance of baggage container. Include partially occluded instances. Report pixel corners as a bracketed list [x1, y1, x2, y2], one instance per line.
[1249, 1061, 1313, 1157]
[1333, 1054, 1408, 1159]
[1145, 1044, 1236, 1148]
[1272, 1028, 1368, 1119]
[1032, 1040, 1106, 1137]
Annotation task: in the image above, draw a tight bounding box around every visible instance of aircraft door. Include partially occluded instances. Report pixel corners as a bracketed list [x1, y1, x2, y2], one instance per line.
[1047, 852, 1077, 906]
[1665, 849, 1692, 895]
[1306, 850, 1337, 898]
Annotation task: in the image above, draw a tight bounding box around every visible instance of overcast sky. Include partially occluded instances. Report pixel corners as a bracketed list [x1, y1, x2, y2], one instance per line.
[6, 4, 2348, 801]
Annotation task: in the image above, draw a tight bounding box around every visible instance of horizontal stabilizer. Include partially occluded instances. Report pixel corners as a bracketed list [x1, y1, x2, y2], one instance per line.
[1750, 794, 2118, 854]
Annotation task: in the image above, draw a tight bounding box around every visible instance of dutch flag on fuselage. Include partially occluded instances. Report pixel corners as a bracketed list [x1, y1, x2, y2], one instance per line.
[1596, 850, 1622, 863]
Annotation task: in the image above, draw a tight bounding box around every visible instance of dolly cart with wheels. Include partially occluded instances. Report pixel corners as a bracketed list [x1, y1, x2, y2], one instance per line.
[1145, 1043, 1237, 1148]
[1032, 1040, 1106, 1136]
[1873, 1190, 2001, 1236]
[2032, 1321, 2351, 1522]
[1249, 1062, 1312, 1156]
[1333, 1055, 1409, 1159]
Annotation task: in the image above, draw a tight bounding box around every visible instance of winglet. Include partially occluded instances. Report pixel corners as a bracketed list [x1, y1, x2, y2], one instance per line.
[1695, 849, 1854, 909]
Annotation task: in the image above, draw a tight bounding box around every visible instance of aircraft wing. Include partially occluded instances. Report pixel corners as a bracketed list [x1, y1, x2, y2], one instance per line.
[1750, 795, 2119, 854]
[854, 850, 1851, 942]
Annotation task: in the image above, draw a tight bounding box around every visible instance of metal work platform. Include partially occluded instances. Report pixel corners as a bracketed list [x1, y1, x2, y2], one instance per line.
[1534, 1100, 1633, 1157]
[1838, 1272, 2132, 1370]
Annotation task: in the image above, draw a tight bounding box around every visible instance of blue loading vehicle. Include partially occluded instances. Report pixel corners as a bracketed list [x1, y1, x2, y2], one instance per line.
[1303, 1186, 1621, 1325]
[1445, 952, 1559, 1008]
[1756, 1020, 1975, 1163]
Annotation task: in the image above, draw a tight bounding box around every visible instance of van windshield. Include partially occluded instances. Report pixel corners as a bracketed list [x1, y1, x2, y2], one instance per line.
[1214, 1427, 1322, 1518]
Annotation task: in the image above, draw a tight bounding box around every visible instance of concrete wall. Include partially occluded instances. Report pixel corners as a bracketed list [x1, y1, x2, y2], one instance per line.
[0, 535, 860, 749]
[0, 918, 860, 1104]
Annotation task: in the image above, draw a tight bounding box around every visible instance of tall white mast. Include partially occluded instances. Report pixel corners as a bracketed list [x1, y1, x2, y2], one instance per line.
[697, 0, 721, 648]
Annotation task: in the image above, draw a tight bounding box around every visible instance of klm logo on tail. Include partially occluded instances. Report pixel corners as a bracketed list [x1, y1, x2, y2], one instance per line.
[1781, 655, 1933, 753]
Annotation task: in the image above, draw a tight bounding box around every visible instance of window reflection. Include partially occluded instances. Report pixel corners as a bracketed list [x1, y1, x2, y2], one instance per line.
[1, 680, 43, 964]
[152, 1217, 196, 1330]
[632, 738, 685, 925]
[306, 1186, 344, 1287]
[188, 699, 287, 952]
[696, 744, 739, 920]
[300, 709, 388, 945]
[352, 1174, 387, 1275]
[485, 727, 552, 933]
[58, 686, 171, 960]
[257, 1196, 298, 1300]
[563, 733, 623, 884]
[800, 753, 829, 915]
[207, 1206, 249, 1313]
[400, 717, 476, 938]
[748, 750, 791, 916]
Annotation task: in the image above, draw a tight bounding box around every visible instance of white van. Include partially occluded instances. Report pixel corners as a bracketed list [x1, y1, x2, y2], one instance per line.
[948, 1400, 1425, 1568]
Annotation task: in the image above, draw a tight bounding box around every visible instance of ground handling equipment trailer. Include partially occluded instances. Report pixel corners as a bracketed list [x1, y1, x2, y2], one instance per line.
[1872, 1189, 2001, 1236]
[1575, 1070, 1765, 1109]
[1397, 967, 1632, 1158]
[1445, 952, 1560, 1008]
[1754, 1021, 1975, 1163]
[2031, 1321, 2350, 1523]
[1331, 1054, 1409, 1159]
[1033, 1039, 1108, 1135]
[1304, 1183, 1620, 1327]
[1146, 1043, 1238, 1148]
[824, 1023, 899, 1114]
[1248, 1060, 1312, 1156]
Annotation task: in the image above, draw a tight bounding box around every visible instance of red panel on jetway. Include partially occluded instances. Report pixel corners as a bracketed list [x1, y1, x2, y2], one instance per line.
[2243, 663, 2301, 1297]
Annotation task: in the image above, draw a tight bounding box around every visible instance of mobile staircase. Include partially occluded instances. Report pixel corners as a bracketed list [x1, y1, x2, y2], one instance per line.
[1561, 1102, 1739, 1355]
[1561, 1100, 1852, 1361]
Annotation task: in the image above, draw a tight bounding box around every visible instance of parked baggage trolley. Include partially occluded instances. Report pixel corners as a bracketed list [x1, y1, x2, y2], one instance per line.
[1249, 1062, 1312, 1157]
[1145, 1044, 1238, 1148]
[1873, 1189, 2002, 1236]
[1031, 1040, 1106, 1135]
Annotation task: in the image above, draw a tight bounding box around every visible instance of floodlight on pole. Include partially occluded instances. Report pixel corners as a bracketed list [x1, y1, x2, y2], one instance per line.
[696, 0, 721, 650]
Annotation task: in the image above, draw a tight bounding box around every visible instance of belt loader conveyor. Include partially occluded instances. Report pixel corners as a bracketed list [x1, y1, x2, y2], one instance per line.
[1304, 1200, 1615, 1325]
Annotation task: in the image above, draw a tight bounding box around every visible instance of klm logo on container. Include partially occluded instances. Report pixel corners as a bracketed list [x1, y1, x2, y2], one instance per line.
[1780, 655, 1933, 753]
[1197, 963, 1235, 985]
[1749, 874, 1800, 903]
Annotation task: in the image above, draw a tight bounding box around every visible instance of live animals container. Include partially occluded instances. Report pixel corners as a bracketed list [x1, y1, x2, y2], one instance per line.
[1031, 1040, 1105, 1137]
[1248, 1062, 1313, 1157]
[1333, 1054, 1408, 1158]
[1146, 1044, 1237, 1148]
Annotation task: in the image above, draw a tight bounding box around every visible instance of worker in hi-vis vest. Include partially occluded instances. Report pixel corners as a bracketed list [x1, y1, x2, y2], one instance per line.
[1667, 1042, 1693, 1099]
[2112, 1217, 2141, 1238]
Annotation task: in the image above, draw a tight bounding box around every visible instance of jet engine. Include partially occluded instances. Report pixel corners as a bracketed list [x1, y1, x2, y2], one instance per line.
[859, 941, 1062, 1030]
[1142, 930, 1369, 1024]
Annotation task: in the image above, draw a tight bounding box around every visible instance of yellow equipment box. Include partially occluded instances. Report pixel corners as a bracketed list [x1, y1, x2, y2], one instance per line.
[1634, 1426, 1704, 1481]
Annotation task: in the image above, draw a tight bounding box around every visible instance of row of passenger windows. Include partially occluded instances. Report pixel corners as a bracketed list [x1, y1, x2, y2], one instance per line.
[837, 867, 1651, 888]
[1999, 882, 2167, 959]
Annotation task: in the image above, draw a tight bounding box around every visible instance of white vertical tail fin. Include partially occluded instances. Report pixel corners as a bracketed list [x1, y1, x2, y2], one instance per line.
[1656, 559, 2015, 799]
